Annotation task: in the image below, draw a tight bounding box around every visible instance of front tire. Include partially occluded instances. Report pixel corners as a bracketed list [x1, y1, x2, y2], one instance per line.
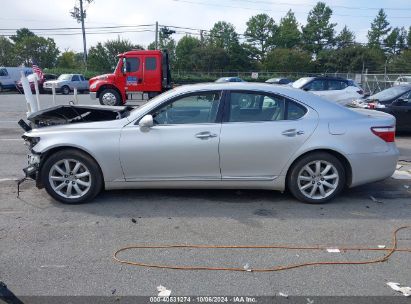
[287, 152, 345, 204]
[99, 89, 121, 106]
[61, 85, 70, 95]
[41, 149, 103, 204]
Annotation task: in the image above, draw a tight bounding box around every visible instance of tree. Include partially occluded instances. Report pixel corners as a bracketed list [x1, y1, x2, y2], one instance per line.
[0, 37, 19, 66]
[208, 21, 239, 50]
[8, 28, 60, 67]
[301, 2, 336, 56]
[367, 9, 391, 48]
[88, 38, 143, 72]
[384, 27, 406, 56]
[264, 48, 312, 72]
[244, 14, 276, 61]
[191, 46, 230, 71]
[388, 49, 411, 72]
[175, 36, 201, 70]
[408, 26, 411, 48]
[335, 26, 355, 49]
[276, 10, 301, 49]
[57, 50, 83, 69]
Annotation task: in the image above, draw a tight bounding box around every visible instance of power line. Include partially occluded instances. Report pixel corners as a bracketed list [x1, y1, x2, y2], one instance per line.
[171, 0, 411, 19]
[229, 0, 411, 11]
[0, 24, 156, 31]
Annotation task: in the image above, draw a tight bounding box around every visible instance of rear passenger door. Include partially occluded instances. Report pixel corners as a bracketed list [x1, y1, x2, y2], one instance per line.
[219, 91, 318, 180]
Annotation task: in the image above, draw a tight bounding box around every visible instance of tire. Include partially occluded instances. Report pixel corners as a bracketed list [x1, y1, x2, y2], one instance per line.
[0, 84, 3, 93]
[41, 149, 103, 204]
[61, 85, 70, 95]
[287, 152, 346, 204]
[99, 89, 121, 106]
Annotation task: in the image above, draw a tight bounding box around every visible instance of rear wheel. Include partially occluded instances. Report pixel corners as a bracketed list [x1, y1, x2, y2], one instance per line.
[99, 89, 121, 106]
[61, 85, 70, 95]
[41, 149, 103, 204]
[287, 152, 345, 204]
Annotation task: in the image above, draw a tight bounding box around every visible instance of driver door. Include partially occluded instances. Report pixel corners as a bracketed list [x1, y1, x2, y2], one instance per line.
[119, 91, 223, 181]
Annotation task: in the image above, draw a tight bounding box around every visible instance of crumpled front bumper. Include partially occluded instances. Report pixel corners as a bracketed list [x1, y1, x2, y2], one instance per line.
[23, 153, 42, 185]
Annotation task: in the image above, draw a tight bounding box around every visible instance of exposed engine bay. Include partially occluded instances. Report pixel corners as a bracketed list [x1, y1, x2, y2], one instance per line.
[25, 105, 133, 128]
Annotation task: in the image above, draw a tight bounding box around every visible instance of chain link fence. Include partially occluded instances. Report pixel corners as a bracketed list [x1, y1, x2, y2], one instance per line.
[173, 70, 411, 94]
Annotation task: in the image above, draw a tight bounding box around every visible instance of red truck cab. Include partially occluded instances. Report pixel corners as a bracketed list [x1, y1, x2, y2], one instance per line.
[89, 49, 171, 106]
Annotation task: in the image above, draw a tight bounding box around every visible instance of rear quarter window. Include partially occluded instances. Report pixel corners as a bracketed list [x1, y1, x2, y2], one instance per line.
[287, 101, 307, 120]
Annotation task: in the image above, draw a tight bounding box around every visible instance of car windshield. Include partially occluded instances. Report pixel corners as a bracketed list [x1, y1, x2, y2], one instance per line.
[58, 74, 72, 80]
[368, 86, 411, 101]
[292, 77, 313, 88]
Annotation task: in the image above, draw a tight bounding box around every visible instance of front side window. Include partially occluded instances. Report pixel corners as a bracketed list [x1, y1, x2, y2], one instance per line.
[145, 57, 157, 71]
[152, 91, 221, 125]
[72, 75, 80, 81]
[125, 58, 140, 72]
[0, 68, 8, 76]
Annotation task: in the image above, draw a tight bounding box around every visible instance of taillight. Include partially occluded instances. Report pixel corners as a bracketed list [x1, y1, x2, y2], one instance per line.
[371, 126, 395, 142]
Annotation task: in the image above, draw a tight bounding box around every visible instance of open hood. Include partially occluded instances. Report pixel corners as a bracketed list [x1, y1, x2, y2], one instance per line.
[27, 104, 133, 128]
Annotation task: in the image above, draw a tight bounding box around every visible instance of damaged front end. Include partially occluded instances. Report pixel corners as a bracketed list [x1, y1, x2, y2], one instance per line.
[26, 104, 133, 128]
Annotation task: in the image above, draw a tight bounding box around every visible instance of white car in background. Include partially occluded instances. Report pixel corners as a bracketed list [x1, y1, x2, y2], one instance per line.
[292, 76, 364, 105]
[393, 76, 411, 86]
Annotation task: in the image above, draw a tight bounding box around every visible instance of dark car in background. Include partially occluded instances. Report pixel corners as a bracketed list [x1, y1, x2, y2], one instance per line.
[215, 77, 245, 83]
[265, 78, 292, 85]
[374, 86, 411, 132]
[16, 73, 57, 94]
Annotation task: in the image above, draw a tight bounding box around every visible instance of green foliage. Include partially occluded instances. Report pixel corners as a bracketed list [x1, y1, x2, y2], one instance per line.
[276, 10, 301, 49]
[388, 49, 411, 72]
[244, 14, 277, 60]
[384, 27, 407, 56]
[57, 51, 83, 69]
[0, 37, 19, 66]
[175, 36, 201, 70]
[302, 2, 336, 55]
[367, 9, 391, 48]
[335, 26, 355, 49]
[208, 21, 239, 50]
[264, 48, 313, 72]
[316, 45, 385, 73]
[88, 38, 143, 73]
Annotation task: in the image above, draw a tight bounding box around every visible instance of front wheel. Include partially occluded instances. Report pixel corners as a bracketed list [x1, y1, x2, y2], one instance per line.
[41, 149, 103, 204]
[99, 89, 121, 106]
[287, 152, 345, 204]
[61, 85, 70, 95]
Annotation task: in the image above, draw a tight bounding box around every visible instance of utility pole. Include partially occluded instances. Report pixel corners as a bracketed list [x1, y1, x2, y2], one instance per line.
[200, 30, 204, 45]
[155, 21, 159, 49]
[71, 0, 93, 65]
[79, 0, 87, 64]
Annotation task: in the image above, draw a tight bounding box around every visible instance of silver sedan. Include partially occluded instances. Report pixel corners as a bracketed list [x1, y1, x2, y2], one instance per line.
[21, 83, 399, 204]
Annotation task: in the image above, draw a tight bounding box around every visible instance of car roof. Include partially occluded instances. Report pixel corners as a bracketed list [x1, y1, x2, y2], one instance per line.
[129, 82, 358, 120]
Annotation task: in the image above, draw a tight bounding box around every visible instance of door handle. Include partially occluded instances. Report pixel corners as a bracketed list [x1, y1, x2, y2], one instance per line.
[195, 132, 217, 139]
[281, 129, 304, 137]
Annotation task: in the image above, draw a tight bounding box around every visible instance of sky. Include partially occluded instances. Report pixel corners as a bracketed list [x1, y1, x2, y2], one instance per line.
[1, 0, 411, 52]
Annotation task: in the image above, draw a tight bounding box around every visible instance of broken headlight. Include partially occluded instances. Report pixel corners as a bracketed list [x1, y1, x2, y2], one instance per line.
[22, 136, 40, 149]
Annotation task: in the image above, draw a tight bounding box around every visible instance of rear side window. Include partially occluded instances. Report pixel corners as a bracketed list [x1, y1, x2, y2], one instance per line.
[328, 80, 348, 90]
[145, 57, 157, 71]
[305, 80, 326, 91]
[227, 91, 307, 122]
[0, 68, 8, 76]
[126, 58, 140, 72]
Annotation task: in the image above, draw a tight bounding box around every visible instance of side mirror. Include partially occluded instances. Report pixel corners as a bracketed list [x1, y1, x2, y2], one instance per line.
[139, 114, 153, 129]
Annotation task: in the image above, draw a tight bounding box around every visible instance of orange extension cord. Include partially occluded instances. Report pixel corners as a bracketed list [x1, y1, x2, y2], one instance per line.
[113, 226, 411, 272]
